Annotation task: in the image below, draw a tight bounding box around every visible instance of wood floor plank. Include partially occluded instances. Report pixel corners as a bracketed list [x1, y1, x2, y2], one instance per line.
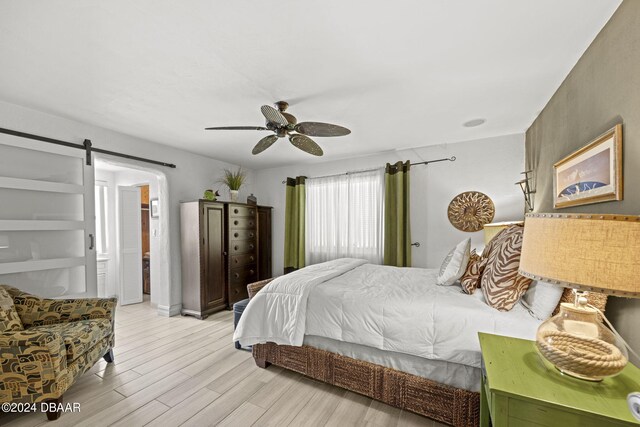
[252, 376, 322, 427]
[397, 410, 436, 427]
[325, 391, 373, 427]
[145, 388, 221, 427]
[180, 375, 269, 427]
[157, 346, 248, 407]
[288, 380, 346, 426]
[109, 400, 170, 427]
[247, 368, 301, 409]
[216, 401, 266, 427]
[363, 399, 401, 427]
[74, 371, 190, 427]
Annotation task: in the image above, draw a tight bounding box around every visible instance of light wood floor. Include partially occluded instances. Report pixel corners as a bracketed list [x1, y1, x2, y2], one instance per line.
[1, 301, 446, 427]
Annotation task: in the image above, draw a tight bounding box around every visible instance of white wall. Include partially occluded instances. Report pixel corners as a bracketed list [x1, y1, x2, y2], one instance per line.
[0, 99, 255, 316]
[254, 133, 525, 275]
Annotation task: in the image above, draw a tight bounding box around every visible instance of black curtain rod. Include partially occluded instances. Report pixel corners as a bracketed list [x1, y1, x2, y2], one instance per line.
[410, 156, 456, 166]
[0, 127, 177, 168]
[281, 156, 456, 183]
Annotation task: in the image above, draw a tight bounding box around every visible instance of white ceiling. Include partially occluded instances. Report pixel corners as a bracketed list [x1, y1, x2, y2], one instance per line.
[0, 0, 621, 169]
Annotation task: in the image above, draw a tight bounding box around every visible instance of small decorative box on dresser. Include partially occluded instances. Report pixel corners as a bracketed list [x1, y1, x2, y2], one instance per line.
[479, 332, 640, 427]
[180, 200, 272, 319]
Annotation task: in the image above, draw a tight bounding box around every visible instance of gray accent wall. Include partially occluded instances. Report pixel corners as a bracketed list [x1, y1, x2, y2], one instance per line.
[525, 0, 639, 364]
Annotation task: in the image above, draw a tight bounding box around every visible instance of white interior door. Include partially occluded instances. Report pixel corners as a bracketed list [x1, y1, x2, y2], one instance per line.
[0, 134, 96, 298]
[118, 186, 142, 305]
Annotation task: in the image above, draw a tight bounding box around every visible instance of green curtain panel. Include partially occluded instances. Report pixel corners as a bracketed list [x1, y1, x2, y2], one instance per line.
[384, 161, 412, 267]
[284, 176, 306, 274]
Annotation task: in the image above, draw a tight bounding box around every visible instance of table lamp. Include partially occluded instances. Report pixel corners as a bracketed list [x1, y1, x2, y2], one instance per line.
[519, 213, 640, 381]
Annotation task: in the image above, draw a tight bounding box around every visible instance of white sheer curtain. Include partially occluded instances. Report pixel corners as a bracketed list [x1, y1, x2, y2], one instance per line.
[305, 168, 384, 264]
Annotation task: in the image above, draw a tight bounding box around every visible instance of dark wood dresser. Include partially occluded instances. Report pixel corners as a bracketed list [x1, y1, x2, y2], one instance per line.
[180, 200, 272, 319]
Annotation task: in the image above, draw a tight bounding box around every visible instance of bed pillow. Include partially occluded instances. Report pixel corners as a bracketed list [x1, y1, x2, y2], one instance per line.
[436, 238, 471, 286]
[521, 280, 564, 320]
[0, 286, 23, 332]
[460, 250, 488, 294]
[481, 225, 532, 311]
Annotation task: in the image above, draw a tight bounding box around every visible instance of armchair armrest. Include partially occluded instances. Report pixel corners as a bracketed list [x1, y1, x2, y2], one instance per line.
[247, 279, 273, 300]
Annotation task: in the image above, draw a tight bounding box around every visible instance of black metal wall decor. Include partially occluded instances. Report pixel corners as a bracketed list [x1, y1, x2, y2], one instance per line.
[516, 170, 535, 211]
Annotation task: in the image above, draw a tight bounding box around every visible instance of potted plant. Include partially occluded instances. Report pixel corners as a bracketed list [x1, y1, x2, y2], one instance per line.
[218, 167, 247, 202]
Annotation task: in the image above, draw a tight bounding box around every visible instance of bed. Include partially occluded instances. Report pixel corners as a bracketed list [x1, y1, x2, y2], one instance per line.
[233, 258, 599, 426]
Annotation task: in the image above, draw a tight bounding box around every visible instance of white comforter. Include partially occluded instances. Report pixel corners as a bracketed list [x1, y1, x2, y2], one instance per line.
[234, 258, 542, 368]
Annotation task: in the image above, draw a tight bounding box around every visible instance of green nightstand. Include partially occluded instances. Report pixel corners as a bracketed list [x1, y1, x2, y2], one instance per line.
[479, 332, 640, 426]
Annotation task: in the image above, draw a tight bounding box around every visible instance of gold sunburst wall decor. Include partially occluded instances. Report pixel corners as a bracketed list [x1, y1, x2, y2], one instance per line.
[447, 191, 495, 232]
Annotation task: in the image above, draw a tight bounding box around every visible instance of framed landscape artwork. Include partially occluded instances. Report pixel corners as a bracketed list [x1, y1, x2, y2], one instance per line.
[553, 124, 622, 208]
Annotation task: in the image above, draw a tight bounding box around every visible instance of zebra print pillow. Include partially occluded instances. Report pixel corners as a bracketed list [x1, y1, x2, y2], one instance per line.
[461, 250, 484, 294]
[481, 225, 532, 311]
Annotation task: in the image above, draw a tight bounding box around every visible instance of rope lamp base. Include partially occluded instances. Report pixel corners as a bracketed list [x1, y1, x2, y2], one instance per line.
[536, 302, 628, 381]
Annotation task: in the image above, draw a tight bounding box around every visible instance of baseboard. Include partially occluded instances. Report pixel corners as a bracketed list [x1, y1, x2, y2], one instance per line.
[157, 303, 182, 317]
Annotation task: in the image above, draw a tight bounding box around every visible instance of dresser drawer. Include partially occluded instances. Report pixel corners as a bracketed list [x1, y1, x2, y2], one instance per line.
[229, 217, 256, 229]
[230, 229, 256, 241]
[229, 239, 256, 255]
[229, 279, 251, 303]
[229, 205, 256, 218]
[230, 253, 257, 268]
[230, 265, 257, 284]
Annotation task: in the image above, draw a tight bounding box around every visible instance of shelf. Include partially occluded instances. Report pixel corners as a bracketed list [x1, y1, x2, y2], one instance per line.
[0, 257, 85, 275]
[0, 177, 84, 194]
[0, 220, 85, 231]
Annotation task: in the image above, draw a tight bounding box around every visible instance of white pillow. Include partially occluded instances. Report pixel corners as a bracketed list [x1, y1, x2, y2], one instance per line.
[436, 239, 471, 286]
[521, 280, 564, 320]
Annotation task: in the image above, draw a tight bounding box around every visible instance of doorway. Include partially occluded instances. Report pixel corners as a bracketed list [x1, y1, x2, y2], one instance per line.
[94, 159, 166, 309]
[140, 185, 151, 299]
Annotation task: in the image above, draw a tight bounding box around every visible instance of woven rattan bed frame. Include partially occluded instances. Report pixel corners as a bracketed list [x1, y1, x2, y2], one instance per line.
[252, 343, 479, 426]
[246, 278, 607, 427]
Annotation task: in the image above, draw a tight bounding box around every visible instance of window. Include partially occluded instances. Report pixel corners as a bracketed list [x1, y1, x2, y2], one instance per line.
[306, 169, 384, 264]
[95, 182, 108, 256]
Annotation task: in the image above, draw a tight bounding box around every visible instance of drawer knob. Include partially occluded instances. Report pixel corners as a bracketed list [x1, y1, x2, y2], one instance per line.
[249, 233, 254, 238]
[235, 289, 239, 294]
[234, 208, 239, 214]
[234, 273, 240, 279]
[234, 232, 239, 238]
[234, 220, 239, 225]
[234, 245, 239, 250]
[250, 270, 255, 275]
[250, 256, 254, 261]
[234, 259, 238, 264]
[249, 244, 254, 250]
[249, 222, 254, 226]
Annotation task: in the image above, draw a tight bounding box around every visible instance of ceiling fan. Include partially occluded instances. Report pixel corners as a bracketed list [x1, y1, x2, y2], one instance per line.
[205, 101, 351, 156]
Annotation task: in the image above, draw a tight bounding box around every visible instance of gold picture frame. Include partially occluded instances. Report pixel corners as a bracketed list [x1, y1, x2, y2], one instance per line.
[553, 124, 623, 209]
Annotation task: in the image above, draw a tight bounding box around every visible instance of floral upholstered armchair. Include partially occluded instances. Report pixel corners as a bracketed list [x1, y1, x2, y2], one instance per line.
[0, 285, 116, 420]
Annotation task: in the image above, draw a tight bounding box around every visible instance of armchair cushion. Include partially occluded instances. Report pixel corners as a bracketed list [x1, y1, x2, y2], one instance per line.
[30, 319, 112, 362]
[2, 285, 116, 327]
[0, 287, 23, 332]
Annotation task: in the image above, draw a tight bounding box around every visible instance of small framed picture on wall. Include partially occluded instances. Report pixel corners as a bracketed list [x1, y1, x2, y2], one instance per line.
[150, 198, 160, 218]
[553, 124, 623, 209]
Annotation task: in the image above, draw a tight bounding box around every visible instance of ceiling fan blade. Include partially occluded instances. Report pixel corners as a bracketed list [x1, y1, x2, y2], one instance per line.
[281, 112, 297, 125]
[261, 105, 289, 126]
[204, 126, 269, 131]
[252, 135, 278, 155]
[294, 122, 351, 137]
[290, 134, 323, 156]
